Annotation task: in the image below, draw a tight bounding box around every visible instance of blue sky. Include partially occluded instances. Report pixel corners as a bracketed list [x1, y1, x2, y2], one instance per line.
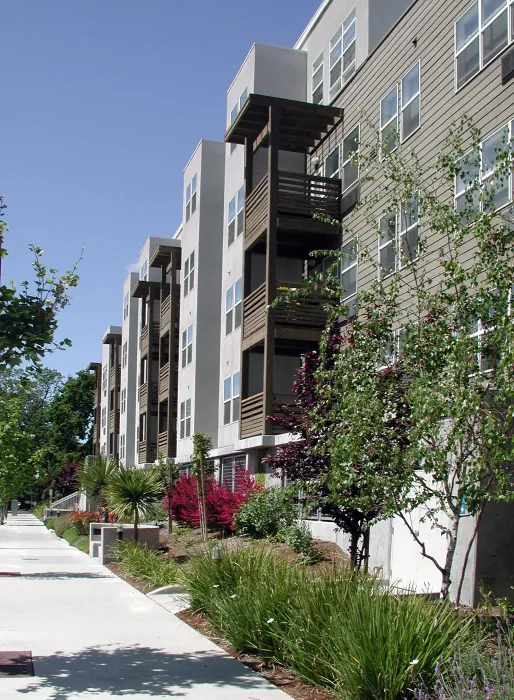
[2, 0, 319, 378]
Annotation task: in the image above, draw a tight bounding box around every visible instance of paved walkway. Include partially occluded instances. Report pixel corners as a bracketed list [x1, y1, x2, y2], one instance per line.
[0, 512, 289, 699]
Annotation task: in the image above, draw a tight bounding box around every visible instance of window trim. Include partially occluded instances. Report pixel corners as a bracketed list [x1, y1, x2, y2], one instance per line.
[227, 186, 245, 247]
[181, 324, 193, 368]
[341, 236, 358, 305]
[312, 51, 324, 104]
[185, 174, 197, 222]
[400, 60, 421, 144]
[454, 0, 513, 93]
[325, 144, 341, 180]
[223, 372, 241, 426]
[225, 278, 242, 336]
[183, 251, 195, 297]
[179, 398, 192, 439]
[329, 7, 356, 100]
[121, 388, 127, 414]
[122, 341, 128, 368]
[377, 199, 420, 280]
[380, 84, 399, 156]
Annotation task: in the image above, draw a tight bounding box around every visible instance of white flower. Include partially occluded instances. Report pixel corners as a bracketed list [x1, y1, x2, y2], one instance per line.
[267, 618, 275, 624]
[409, 659, 420, 666]
[212, 585, 219, 588]
[230, 594, 237, 599]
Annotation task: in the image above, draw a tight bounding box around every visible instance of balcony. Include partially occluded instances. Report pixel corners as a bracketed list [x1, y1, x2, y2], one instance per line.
[242, 281, 329, 351]
[139, 381, 158, 411]
[140, 322, 160, 355]
[159, 363, 170, 399]
[138, 440, 157, 464]
[110, 364, 120, 387]
[109, 408, 119, 431]
[245, 171, 341, 251]
[240, 392, 297, 439]
[160, 294, 171, 332]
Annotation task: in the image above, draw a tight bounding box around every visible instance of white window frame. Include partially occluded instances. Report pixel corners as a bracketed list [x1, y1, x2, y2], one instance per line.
[312, 52, 324, 104]
[380, 84, 399, 156]
[398, 197, 420, 269]
[179, 399, 191, 439]
[454, 119, 513, 214]
[119, 433, 125, 461]
[228, 186, 244, 247]
[102, 366, 107, 396]
[122, 342, 127, 368]
[223, 372, 240, 425]
[378, 199, 420, 278]
[455, 0, 513, 92]
[220, 454, 247, 492]
[185, 174, 197, 222]
[120, 388, 126, 414]
[341, 237, 358, 313]
[101, 406, 106, 434]
[181, 324, 193, 368]
[325, 145, 341, 180]
[183, 251, 195, 297]
[342, 124, 360, 193]
[378, 211, 397, 279]
[400, 61, 421, 143]
[123, 292, 129, 320]
[229, 87, 248, 154]
[329, 7, 356, 100]
[225, 278, 242, 336]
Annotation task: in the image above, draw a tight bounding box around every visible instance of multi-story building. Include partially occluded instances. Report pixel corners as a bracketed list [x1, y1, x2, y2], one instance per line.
[87, 362, 102, 457]
[98, 326, 122, 459]
[87, 0, 514, 604]
[119, 272, 139, 465]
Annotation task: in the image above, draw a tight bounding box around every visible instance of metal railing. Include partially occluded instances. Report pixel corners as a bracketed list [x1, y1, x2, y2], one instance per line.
[50, 491, 81, 512]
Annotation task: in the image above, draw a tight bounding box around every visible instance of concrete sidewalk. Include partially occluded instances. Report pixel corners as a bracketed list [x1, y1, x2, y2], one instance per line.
[0, 512, 289, 699]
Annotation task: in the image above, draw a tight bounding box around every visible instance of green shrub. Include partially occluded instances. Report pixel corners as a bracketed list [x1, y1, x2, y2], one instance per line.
[63, 527, 80, 545]
[235, 487, 297, 539]
[32, 503, 50, 520]
[53, 514, 72, 537]
[45, 517, 56, 530]
[69, 511, 99, 536]
[280, 522, 313, 554]
[75, 538, 89, 554]
[116, 541, 177, 589]
[183, 542, 472, 699]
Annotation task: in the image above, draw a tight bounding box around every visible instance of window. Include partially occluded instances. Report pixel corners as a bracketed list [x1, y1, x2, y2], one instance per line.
[329, 8, 356, 99]
[185, 174, 197, 222]
[101, 407, 106, 434]
[325, 146, 341, 180]
[455, 0, 512, 90]
[102, 366, 107, 396]
[229, 88, 248, 153]
[342, 125, 359, 192]
[119, 434, 125, 461]
[378, 200, 420, 278]
[312, 52, 324, 104]
[140, 261, 148, 282]
[341, 237, 358, 316]
[220, 455, 247, 492]
[183, 251, 195, 296]
[225, 278, 242, 335]
[380, 85, 398, 154]
[123, 292, 129, 320]
[179, 399, 191, 439]
[455, 120, 513, 215]
[223, 372, 240, 425]
[121, 388, 126, 414]
[401, 62, 420, 141]
[122, 342, 127, 368]
[181, 324, 193, 368]
[378, 328, 405, 369]
[228, 186, 244, 246]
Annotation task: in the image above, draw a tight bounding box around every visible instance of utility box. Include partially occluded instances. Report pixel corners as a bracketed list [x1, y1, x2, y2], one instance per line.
[10, 500, 18, 516]
[89, 523, 160, 565]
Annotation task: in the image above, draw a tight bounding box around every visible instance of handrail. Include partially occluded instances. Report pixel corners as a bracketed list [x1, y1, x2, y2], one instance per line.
[50, 491, 81, 511]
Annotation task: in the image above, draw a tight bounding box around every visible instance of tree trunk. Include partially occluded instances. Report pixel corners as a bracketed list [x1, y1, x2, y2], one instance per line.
[456, 507, 484, 605]
[198, 454, 208, 541]
[440, 514, 459, 600]
[360, 529, 370, 573]
[349, 532, 359, 568]
[134, 506, 139, 543]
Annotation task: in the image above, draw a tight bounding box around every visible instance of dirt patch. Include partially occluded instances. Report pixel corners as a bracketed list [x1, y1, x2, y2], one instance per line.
[177, 608, 337, 700]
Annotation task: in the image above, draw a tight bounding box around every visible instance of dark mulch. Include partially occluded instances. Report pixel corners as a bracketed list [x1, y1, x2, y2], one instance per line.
[177, 608, 337, 700]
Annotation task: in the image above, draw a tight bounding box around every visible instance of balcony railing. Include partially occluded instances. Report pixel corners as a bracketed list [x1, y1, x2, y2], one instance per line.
[109, 408, 118, 431]
[242, 283, 266, 342]
[138, 440, 157, 464]
[240, 393, 264, 439]
[139, 381, 158, 409]
[140, 322, 160, 354]
[158, 431, 168, 457]
[245, 171, 341, 247]
[161, 294, 171, 330]
[110, 364, 120, 387]
[159, 363, 170, 395]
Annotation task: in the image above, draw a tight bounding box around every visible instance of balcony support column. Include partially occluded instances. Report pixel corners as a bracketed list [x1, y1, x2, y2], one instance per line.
[263, 105, 280, 435]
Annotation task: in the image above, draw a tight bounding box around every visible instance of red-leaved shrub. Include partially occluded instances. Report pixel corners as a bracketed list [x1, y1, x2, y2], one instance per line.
[166, 468, 258, 531]
[69, 511, 100, 536]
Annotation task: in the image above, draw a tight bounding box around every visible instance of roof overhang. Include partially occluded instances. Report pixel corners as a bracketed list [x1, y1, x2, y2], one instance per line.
[87, 362, 101, 372]
[131, 279, 160, 299]
[102, 331, 122, 345]
[225, 93, 343, 153]
[149, 244, 181, 269]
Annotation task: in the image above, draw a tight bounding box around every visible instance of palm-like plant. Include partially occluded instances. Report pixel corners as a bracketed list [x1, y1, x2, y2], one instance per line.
[106, 465, 164, 541]
[78, 456, 119, 518]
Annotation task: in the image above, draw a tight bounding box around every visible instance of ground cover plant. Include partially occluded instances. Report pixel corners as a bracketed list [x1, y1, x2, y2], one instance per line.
[183, 541, 471, 699]
[116, 541, 178, 589]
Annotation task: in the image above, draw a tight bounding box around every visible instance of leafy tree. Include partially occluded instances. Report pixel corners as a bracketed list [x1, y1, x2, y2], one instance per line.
[283, 116, 514, 600]
[191, 432, 214, 540]
[0, 195, 82, 369]
[0, 392, 34, 507]
[107, 465, 164, 542]
[47, 369, 96, 461]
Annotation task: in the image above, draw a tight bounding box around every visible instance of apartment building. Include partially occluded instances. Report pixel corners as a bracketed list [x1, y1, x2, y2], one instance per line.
[119, 272, 139, 466]
[86, 0, 514, 603]
[87, 362, 102, 457]
[98, 326, 122, 459]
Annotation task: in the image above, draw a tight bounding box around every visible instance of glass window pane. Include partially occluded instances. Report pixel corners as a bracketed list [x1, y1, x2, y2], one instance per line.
[343, 42, 355, 72]
[456, 151, 480, 193]
[342, 239, 357, 269]
[186, 202, 190, 221]
[325, 147, 340, 178]
[402, 63, 420, 105]
[237, 186, 245, 210]
[226, 286, 234, 311]
[233, 372, 240, 397]
[330, 27, 342, 56]
[456, 2, 479, 50]
[313, 52, 323, 72]
[228, 221, 235, 246]
[240, 88, 248, 106]
[381, 120, 397, 153]
[232, 397, 240, 423]
[228, 197, 236, 221]
[187, 344, 192, 364]
[234, 302, 242, 329]
[330, 59, 341, 89]
[343, 20, 356, 48]
[184, 258, 189, 277]
[237, 211, 244, 236]
[313, 64, 323, 87]
[401, 198, 418, 231]
[343, 162, 359, 190]
[182, 330, 186, 348]
[187, 325, 193, 343]
[186, 184, 191, 201]
[186, 398, 191, 416]
[230, 105, 238, 124]
[189, 269, 194, 291]
[342, 265, 357, 298]
[190, 250, 195, 269]
[225, 309, 233, 336]
[186, 418, 191, 437]
[313, 83, 323, 104]
[380, 213, 396, 243]
[235, 278, 242, 303]
[482, 126, 509, 174]
[381, 86, 398, 127]
[180, 402, 185, 420]
[380, 245, 396, 275]
[191, 192, 196, 213]
[224, 401, 231, 425]
[224, 377, 231, 401]
[482, 10, 508, 64]
[343, 126, 359, 161]
[456, 37, 480, 88]
[192, 174, 197, 193]
[182, 348, 186, 367]
[401, 226, 419, 264]
[482, 0, 506, 25]
[343, 9, 356, 32]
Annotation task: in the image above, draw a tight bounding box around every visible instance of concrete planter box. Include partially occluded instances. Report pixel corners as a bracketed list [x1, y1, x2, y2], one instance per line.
[89, 523, 160, 565]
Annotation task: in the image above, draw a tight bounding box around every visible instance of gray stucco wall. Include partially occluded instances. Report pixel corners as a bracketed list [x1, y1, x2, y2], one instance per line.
[368, 0, 414, 54]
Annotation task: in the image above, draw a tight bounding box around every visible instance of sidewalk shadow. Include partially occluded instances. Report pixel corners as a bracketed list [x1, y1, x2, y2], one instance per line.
[23, 572, 112, 580]
[19, 644, 277, 698]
